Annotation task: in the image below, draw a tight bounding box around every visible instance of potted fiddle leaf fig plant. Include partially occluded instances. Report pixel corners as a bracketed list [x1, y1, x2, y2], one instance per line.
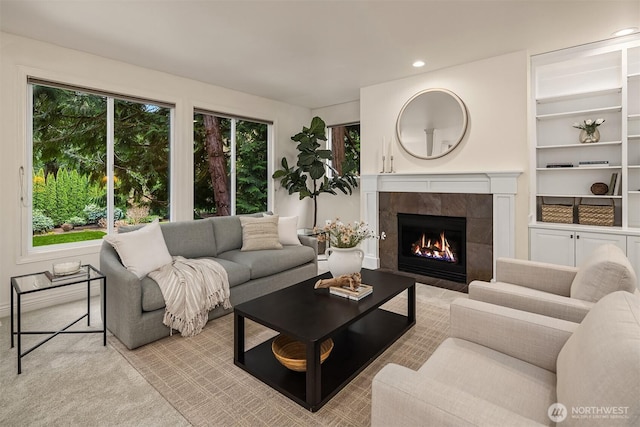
[272, 116, 358, 228]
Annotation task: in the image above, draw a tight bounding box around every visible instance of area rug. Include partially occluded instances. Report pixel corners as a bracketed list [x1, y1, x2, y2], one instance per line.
[110, 290, 450, 426]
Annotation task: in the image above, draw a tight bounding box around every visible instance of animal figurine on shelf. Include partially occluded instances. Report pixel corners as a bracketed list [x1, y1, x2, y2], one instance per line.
[314, 272, 362, 291]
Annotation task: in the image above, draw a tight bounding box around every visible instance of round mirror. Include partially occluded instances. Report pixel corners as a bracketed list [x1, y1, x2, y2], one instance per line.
[396, 88, 468, 159]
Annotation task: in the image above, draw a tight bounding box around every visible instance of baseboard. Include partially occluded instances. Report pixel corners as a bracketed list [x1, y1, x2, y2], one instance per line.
[0, 282, 101, 320]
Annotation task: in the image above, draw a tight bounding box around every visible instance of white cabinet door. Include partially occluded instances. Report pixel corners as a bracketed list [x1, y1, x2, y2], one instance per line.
[530, 228, 575, 266]
[626, 236, 640, 289]
[575, 232, 627, 266]
[530, 227, 628, 267]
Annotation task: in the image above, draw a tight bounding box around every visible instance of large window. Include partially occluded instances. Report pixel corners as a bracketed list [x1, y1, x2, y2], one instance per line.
[328, 123, 360, 176]
[29, 80, 172, 249]
[193, 111, 270, 218]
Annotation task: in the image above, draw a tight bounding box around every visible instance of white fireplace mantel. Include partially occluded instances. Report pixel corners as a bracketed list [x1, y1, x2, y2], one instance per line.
[360, 171, 522, 276]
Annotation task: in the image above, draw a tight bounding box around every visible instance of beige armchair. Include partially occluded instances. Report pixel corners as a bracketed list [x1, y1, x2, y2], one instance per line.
[371, 291, 640, 426]
[468, 244, 638, 322]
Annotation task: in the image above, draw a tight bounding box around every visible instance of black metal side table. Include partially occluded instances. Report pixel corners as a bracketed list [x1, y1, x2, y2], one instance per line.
[10, 264, 106, 374]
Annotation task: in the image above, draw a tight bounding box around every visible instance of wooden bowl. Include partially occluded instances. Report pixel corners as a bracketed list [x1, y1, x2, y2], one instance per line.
[271, 335, 334, 372]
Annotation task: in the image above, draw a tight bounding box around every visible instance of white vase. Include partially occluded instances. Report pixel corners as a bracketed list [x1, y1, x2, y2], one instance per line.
[325, 246, 364, 277]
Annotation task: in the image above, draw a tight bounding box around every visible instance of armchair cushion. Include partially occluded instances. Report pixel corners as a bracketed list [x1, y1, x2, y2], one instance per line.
[372, 363, 542, 427]
[418, 338, 557, 425]
[570, 244, 637, 302]
[556, 291, 640, 425]
[373, 352, 555, 427]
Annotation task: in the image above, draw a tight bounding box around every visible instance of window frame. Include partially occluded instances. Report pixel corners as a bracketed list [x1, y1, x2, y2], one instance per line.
[327, 121, 361, 177]
[25, 78, 175, 255]
[192, 109, 273, 217]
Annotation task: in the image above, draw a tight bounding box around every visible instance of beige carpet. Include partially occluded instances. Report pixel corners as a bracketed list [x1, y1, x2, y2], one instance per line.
[110, 292, 450, 426]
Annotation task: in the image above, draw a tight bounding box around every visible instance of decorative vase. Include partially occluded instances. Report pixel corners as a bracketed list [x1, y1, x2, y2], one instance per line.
[579, 128, 600, 143]
[325, 247, 364, 277]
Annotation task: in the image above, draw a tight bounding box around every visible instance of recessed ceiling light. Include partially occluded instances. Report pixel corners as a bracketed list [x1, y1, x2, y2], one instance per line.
[412, 60, 425, 68]
[613, 27, 638, 37]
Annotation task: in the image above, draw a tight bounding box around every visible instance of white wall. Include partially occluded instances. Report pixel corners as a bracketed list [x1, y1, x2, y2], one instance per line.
[313, 101, 359, 127]
[360, 51, 530, 259]
[0, 32, 311, 317]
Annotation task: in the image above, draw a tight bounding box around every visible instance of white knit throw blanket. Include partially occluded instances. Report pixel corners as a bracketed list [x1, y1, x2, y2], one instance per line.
[149, 256, 231, 337]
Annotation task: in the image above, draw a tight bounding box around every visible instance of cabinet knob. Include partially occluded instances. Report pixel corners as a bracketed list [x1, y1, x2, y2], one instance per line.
[570, 234, 574, 239]
[576, 234, 580, 239]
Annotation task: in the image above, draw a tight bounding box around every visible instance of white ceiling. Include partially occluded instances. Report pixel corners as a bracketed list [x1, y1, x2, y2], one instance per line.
[1, 1, 639, 109]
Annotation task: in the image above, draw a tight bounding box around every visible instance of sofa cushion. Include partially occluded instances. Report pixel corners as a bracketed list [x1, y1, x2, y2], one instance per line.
[211, 213, 263, 254]
[159, 219, 217, 258]
[570, 244, 637, 302]
[239, 215, 282, 251]
[556, 291, 640, 425]
[104, 220, 172, 279]
[217, 245, 316, 280]
[118, 219, 217, 258]
[418, 337, 557, 425]
[141, 257, 251, 312]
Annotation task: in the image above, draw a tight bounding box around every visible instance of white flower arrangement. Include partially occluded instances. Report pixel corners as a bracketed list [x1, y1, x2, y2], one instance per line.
[572, 118, 605, 135]
[315, 218, 381, 248]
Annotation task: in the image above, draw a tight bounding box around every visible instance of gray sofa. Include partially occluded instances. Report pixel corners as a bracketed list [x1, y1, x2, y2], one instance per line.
[100, 214, 318, 349]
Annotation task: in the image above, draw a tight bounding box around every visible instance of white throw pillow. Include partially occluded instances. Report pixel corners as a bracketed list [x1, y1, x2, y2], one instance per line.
[264, 214, 301, 246]
[103, 220, 173, 279]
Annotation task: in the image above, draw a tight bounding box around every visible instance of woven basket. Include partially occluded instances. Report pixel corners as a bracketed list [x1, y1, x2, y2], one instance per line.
[272, 335, 334, 372]
[541, 200, 574, 224]
[578, 199, 614, 226]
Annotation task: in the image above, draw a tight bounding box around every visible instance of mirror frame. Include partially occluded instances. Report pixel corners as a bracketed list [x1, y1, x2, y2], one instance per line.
[396, 88, 468, 160]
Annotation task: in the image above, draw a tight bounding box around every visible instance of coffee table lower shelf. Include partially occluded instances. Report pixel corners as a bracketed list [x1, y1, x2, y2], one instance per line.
[234, 308, 414, 412]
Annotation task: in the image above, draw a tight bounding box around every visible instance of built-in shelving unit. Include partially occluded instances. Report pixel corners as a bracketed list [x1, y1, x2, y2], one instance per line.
[529, 34, 640, 283]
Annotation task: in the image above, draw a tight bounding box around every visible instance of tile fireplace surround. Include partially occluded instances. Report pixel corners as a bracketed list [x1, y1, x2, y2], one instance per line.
[361, 172, 521, 290]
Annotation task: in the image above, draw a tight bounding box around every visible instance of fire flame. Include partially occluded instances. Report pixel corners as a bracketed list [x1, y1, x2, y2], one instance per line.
[410, 231, 457, 263]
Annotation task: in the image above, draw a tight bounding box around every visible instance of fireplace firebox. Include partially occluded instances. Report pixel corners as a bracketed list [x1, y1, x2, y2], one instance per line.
[397, 213, 466, 283]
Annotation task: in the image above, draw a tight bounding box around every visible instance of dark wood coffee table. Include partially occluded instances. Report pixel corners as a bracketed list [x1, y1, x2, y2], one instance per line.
[233, 269, 415, 412]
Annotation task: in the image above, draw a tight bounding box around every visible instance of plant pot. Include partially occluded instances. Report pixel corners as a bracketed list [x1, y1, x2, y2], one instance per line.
[326, 246, 364, 277]
[579, 128, 600, 143]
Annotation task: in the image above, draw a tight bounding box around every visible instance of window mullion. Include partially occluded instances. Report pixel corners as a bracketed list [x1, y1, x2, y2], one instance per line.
[107, 97, 115, 235]
[230, 118, 237, 216]
[26, 84, 34, 252]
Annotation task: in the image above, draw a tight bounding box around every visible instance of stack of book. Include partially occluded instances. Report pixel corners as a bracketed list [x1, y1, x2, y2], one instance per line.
[607, 172, 622, 196]
[330, 284, 373, 301]
[578, 160, 609, 167]
[546, 162, 574, 168]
